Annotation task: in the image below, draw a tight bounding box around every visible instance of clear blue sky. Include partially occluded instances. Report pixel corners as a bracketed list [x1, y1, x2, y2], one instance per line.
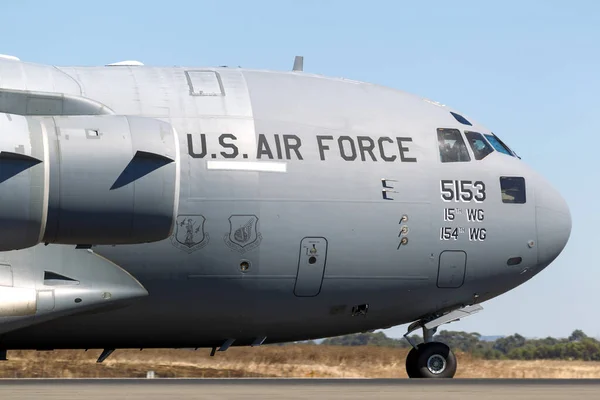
[2, 1, 597, 338]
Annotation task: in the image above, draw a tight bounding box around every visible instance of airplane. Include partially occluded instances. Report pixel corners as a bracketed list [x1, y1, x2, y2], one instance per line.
[0, 54, 570, 378]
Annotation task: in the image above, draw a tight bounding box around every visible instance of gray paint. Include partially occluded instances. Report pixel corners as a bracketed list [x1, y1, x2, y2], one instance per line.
[437, 251, 467, 289]
[0, 58, 571, 350]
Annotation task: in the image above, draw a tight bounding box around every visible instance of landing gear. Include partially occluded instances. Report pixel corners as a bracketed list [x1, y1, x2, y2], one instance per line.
[403, 304, 483, 379]
[405, 346, 420, 378]
[405, 342, 457, 378]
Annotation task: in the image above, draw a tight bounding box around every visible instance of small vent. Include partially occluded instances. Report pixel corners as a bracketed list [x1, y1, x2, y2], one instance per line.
[450, 112, 472, 126]
[507, 257, 523, 266]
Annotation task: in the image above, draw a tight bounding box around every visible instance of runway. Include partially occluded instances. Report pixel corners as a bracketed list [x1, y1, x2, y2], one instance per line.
[1, 379, 600, 399]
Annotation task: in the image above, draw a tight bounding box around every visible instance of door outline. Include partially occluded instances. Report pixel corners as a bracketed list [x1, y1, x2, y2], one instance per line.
[437, 250, 467, 289]
[294, 237, 328, 297]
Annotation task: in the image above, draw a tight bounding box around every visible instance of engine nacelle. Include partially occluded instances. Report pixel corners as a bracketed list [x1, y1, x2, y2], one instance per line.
[0, 114, 180, 250]
[0, 245, 149, 335]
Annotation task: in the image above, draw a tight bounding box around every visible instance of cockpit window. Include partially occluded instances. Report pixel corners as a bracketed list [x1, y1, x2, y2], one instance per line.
[437, 128, 471, 163]
[500, 177, 526, 204]
[485, 134, 514, 156]
[465, 131, 494, 160]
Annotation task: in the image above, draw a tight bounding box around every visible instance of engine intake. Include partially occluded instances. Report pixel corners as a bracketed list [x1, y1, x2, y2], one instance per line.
[0, 114, 180, 250]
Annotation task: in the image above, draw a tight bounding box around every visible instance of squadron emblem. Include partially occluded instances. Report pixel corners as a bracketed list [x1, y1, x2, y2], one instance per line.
[223, 215, 262, 254]
[171, 215, 209, 253]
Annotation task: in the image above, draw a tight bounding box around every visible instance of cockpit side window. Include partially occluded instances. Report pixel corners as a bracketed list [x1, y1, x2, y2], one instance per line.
[485, 134, 514, 156]
[465, 131, 494, 160]
[500, 177, 526, 203]
[437, 128, 471, 163]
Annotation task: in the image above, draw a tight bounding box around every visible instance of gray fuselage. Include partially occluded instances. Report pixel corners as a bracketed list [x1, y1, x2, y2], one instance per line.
[0, 60, 571, 349]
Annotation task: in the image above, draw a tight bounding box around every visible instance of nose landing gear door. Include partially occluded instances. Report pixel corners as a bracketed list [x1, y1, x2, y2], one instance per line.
[294, 237, 328, 297]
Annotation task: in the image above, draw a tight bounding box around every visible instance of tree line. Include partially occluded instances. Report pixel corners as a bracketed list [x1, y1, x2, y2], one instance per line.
[317, 329, 600, 361]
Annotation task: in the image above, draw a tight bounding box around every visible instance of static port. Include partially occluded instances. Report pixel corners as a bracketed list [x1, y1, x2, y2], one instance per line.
[74, 298, 82, 303]
[240, 261, 250, 272]
[308, 256, 317, 264]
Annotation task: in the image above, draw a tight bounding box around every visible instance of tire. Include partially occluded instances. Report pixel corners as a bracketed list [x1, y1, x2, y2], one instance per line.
[405, 346, 420, 378]
[414, 342, 457, 378]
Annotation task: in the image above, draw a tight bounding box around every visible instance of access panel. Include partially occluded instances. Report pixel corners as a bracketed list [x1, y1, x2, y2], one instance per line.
[294, 237, 328, 297]
[437, 251, 467, 288]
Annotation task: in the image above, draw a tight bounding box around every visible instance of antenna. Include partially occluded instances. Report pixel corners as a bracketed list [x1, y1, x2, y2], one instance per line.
[292, 56, 304, 72]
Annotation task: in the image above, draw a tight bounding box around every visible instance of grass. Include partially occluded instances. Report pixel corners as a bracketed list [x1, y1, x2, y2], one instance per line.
[0, 345, 599, 378]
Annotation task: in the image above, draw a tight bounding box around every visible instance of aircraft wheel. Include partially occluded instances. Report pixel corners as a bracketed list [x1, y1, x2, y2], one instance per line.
[405, 346, 420, 378]
[410, 342, 457, 379]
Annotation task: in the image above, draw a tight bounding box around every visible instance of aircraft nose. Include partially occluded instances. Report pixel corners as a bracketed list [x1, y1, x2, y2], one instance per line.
[535, 178, 571, 268]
